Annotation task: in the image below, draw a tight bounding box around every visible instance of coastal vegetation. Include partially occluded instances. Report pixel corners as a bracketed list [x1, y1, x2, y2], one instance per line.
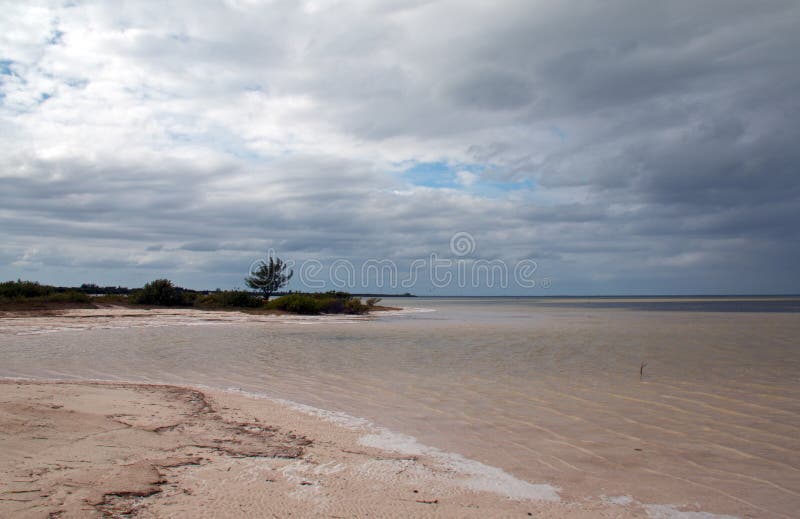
[1, 252, 394, 314]
[245, 256, 293, 301]
[130, 279, 193, 306]
[0, 279, 389, 315]
[0, 280, 92, 309]
[194, 290, 262, 309]
[266, 292, 380, 315]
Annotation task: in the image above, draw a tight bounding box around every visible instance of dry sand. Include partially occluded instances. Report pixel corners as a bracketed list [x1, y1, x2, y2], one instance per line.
[0, 380, 662, 518]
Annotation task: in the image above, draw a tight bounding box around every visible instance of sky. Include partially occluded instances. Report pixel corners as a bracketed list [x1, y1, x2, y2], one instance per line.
[1, 0, 799, 295]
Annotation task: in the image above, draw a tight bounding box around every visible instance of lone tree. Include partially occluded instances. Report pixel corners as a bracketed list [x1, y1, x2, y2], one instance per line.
[245, 255, 293, 301]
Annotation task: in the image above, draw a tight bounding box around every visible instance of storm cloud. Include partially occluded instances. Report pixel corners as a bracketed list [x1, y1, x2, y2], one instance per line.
[1, 0, 798, 293]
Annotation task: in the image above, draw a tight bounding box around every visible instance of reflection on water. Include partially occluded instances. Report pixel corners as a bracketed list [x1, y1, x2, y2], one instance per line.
[1, 297, 799, 518]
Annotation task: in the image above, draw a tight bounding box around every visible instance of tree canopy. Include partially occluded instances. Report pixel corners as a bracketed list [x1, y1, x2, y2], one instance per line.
[245, 255, 293, 300]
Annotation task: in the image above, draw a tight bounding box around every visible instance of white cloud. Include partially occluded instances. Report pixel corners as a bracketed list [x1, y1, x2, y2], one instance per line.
[455, 170, 478, 187]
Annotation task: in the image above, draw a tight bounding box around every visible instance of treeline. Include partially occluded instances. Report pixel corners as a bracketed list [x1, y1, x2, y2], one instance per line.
[131, 279, 380, 314]
[0, 280, 92, 304]
[77, 283, 133, 295]
[1, 279, 382, 315]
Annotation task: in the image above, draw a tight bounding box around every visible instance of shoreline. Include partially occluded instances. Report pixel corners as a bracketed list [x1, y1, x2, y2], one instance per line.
[0, 378, 621, 518]
[0, 297, 402, 315]
[0, 378, 723, 518]
[0, 306, 421, 336]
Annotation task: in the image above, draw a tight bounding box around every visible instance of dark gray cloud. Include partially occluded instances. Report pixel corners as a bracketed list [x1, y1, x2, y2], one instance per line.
[0, 0, 798, 293]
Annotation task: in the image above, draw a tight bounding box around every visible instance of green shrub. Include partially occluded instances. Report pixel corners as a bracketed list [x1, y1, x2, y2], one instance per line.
[0, 281, 89, 304]
[44, 291, 91, 303]
[195, 290, 262, 308]
[0, 281, 92, 308]
[0, 280, 53, 299]
[92, 294, 129, 304]
[343, 298, 369, 314]
[130, 279, 192, 306]
[267, 291, 370, 315]
[267, 293, 327, 314]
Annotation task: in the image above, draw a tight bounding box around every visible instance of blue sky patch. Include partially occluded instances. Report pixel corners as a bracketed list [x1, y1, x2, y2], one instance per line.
[0, 59, 14, 76]
[48, 29, 64, 45]
[400, 161, 461, 188]
[398, 160, 531, 195]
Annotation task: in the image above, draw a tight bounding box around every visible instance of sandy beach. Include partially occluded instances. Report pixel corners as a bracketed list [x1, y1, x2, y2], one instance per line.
[0, 379, 651, 518]
[2, 301, 798, 518]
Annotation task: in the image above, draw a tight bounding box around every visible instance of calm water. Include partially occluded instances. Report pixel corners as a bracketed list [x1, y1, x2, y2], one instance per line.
[2, 297, 800, 517]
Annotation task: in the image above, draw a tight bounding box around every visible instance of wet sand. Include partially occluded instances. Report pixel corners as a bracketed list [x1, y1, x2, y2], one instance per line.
[1, 380, 644, 518]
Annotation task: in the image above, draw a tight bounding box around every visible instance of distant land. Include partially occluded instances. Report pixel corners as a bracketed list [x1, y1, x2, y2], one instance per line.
[0, 283, 416, 299]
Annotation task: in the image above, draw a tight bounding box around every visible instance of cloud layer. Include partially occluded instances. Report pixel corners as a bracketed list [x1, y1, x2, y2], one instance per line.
[1, 0, 799, 293]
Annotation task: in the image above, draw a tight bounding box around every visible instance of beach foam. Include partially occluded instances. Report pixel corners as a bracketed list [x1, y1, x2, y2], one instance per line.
[360, 430, 561, 501]
[219, 385, 561, 502]
[644, 504, 739, 519]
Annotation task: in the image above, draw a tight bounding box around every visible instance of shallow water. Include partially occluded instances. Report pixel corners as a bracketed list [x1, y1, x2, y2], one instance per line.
[1, 298, 799, 518]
